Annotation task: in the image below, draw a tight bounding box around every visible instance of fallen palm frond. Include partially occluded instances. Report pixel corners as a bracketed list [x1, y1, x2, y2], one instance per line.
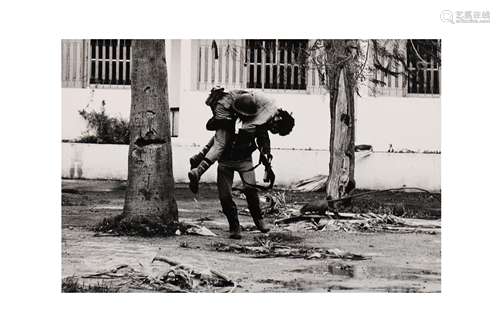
[239, 190, 301, 220]
[290, 175, 328, 192]
[210, 237, 369, 261]
[274, 213, 440, 234]
[151, 256, 234, 288]
[262, 192, 288, 215]
[63, 257, 236, 293]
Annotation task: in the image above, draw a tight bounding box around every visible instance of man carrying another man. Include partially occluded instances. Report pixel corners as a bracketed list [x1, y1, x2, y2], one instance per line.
[188, 87, 295, 239]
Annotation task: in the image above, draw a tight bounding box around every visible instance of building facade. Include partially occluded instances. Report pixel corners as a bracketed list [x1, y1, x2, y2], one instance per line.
[61, 39, 441, 189]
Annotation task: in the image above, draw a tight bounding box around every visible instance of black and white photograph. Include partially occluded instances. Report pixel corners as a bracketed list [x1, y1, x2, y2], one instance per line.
[3, 1, 499, 332]
[61, 39, 442, 292]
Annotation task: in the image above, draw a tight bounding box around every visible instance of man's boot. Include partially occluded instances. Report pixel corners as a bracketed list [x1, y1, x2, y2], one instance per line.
[189, 152, 204, 170]
[245, 187, 271, 233]
[227, 213, 242, 239]
[254, 219, 271, 233]
[188, 158, 212, 194]
[188, 142, 212, 169]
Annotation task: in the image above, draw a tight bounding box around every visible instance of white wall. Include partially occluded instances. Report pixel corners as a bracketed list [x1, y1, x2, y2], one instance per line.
[62, 88, 131, 140]
[62, 88, 441, 153]
[356, 96, 441, 152]
[164, 90, 441, 151]
[61, 143, 441, 191]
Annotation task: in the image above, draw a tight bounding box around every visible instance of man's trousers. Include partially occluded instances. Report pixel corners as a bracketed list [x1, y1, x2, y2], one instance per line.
[217, 157, 263, 225]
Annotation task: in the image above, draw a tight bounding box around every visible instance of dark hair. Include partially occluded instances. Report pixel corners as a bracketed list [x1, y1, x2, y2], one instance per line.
[205, 87, 225, 107]
[275, 109, 295, 136]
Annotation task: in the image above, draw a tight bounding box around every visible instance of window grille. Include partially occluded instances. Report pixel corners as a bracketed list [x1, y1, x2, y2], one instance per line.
[90, 39, 131, 85]
[407, 40, 440, 95]
[245, 39, 307, 90]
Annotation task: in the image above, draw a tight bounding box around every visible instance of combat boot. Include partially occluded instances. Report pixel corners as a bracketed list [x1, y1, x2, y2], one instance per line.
[227, 215, 242, 239]
[189, 141, 213, 169]
[244, 188, 270, 233]
[188, 159, 212, 194]
[254, 219, 271, 233]
[189, 152, 204, 169]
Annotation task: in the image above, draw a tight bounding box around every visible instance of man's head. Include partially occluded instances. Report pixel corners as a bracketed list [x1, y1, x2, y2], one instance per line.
[268, 109, 295, 136]
[232, 93, 258, 117]
[205, 86, 225, 109]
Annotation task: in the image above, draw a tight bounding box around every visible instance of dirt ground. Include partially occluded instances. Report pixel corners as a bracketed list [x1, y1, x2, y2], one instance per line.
[61, 179, 441, 292]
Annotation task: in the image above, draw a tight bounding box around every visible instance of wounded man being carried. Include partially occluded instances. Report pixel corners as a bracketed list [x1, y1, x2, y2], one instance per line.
[188, 87, 295, 194]
[187, 87, 295, 239]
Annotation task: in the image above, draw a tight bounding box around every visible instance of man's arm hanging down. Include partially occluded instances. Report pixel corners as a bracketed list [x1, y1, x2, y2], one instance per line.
[256, 127, 271, 156]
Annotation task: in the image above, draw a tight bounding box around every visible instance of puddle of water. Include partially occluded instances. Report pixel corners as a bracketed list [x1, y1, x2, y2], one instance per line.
[328, 263, 355, 278]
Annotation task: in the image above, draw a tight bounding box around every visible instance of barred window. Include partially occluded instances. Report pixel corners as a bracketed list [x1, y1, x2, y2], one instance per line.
[407, 40, 440, 95]
[90, 39, 131, 85]
[246, 39, 307, 90]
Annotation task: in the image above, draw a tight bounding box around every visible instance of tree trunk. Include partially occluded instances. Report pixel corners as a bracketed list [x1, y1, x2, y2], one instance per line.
[326, 66, 355, 202]
[345, 69, 356, 193]
[123, 40, 178, 223]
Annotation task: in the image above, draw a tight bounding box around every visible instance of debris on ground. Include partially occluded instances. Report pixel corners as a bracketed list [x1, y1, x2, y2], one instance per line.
[93, 214, 178, 237]
[290, 175, 328, 192]
[62, 257, 237, 293]
[183, 225, 217, 237]
[327, 263, 355, 277]
[62, 276, 119, 292]
[239, 191, 302, 221]
[210, 235, 369, 261]
[195, 216, 213, 222]
[261, 192, 288, 215]
[273, 212, 440, 234]
[151, 256, 235, 291]
[93, 215, 218, 237]
[299, 199, 331, 215]
[259, 232, 303, 244]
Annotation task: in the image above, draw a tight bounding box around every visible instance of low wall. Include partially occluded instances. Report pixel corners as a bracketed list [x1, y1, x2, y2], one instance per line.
[62, 143, 441, 191]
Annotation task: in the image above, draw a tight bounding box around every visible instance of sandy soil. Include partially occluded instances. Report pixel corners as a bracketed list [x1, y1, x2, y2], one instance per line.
[62, 179, 441, 292]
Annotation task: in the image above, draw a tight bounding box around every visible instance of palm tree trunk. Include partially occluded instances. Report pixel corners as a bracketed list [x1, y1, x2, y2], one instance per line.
[123, 39, 178, 223]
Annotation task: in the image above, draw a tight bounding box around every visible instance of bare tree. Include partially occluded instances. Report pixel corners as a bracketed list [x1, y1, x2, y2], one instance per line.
[308, 40, 360, 203]
[307, 39, 440, 205]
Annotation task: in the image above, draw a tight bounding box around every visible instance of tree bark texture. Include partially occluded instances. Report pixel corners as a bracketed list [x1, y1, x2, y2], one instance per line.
[345, 69, 356, 192]
[123, 40, 178, 222]
[326, 67, 355, 201]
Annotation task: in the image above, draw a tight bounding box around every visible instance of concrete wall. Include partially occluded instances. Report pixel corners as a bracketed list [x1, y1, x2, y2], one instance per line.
[62, 88, 440, 152]
[61, 143, 441, 191]
[356, 96, 441, 152]
[62, 88, 131, 140]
